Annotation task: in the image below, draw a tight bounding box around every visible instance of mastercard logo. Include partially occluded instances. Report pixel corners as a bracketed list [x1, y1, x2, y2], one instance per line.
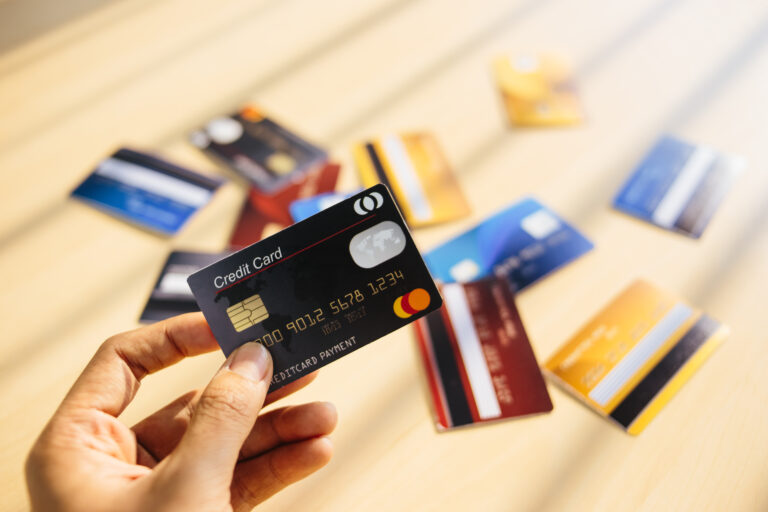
[393, 288, 431, 319]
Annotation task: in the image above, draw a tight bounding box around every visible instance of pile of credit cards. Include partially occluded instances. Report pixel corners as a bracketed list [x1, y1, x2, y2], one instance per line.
[69, 54, 742, 437]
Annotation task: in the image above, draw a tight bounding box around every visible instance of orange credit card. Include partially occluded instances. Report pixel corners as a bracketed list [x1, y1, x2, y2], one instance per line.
[545, 280, 728, 435]
[493, 54, 583, 126]
[352, 132, 470, 228]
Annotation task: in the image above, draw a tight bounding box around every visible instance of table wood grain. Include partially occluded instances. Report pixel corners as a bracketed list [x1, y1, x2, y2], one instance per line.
[2, 0, 767, 510]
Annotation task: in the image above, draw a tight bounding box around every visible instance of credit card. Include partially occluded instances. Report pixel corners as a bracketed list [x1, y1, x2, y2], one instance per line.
[613, 135, 744, 238]
[289, 190, 360, 222]
[190, 105, 328, 194]
[415, 276, 552, 431]
[228, 197, 272, 250]
[188, 184, 442, 391]
[72, 148, 224, 235]
[140, 251, 226, 322]
[425, 198, 593, 291]
[249, 161, 340, 227]
[545, 280, 728, 435]
[228, 162, 341, 249]
[352, 132, 471, 227]
[492, 54, 583, 126]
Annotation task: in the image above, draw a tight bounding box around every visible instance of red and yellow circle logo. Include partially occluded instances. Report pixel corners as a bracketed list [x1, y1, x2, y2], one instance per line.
[393, 288, 431, 319]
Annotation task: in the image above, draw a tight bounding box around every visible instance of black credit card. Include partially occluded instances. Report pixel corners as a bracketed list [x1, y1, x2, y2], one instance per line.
[189, 105, 328, 194]
[188, 184, 442, 391]
[140, 251, 227, 322]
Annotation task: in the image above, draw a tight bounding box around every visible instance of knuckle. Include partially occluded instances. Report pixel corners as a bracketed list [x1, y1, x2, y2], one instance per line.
[267, 451, 291, 487]
[232, 475, 263, 508]
[100, 335, 121, 352]
[195, 384, 254, 425]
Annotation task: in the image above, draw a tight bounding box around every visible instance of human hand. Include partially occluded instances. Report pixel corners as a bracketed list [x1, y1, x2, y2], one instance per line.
[26, 313, 337, 512]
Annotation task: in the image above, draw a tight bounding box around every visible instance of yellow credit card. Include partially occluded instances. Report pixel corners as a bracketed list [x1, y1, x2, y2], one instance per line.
[352, 132, 471, 228]
[492, 54, 583, 126]
[545, 280, 728, 435]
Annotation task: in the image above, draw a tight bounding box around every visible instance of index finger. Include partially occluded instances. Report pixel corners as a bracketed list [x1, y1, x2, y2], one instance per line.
[61, 312, 220, 416]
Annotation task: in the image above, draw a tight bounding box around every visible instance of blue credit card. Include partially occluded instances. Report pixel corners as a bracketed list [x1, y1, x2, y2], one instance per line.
[613, 135, 743, 238]
[289, 190, 360, 222]
[72, 148, 224, 235]
[424, 197, 593, 291]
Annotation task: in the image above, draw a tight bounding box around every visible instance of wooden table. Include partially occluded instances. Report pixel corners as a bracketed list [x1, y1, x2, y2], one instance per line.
[2, 0, 768, 510]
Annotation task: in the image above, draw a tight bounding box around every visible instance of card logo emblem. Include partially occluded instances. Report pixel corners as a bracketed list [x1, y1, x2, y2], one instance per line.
[226, 294, 269, 332]
[393, 288, 431, 318]
[353, 191, 385, 215]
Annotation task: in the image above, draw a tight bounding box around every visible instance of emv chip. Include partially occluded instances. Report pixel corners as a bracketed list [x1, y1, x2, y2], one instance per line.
[227, 294, 269, 332]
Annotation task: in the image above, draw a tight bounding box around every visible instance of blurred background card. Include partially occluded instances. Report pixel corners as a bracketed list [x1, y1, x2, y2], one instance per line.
[140, 250, 226, 322]
[613, 135, 744, 238]
[249, 161, 341, 227]
[290, 190, 360, 223]
[190, 105, 328, 194]
[71, 148, 224, 236]
[229, 162, 341, 249]
[352, 132, 470, 227]
[228, 196, 272, 250]
[493, 53, 583, 126]
[545, 280, 728, 435]
[415, 276, 552, 431]
[425, 197, 592, 291]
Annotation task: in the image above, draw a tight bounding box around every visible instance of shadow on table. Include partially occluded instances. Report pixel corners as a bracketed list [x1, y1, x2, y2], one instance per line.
[0, 0, 137, 55]
[323, 0, 553, 144]
[454, 0, 685, 179]
[563, 8, 768, 235]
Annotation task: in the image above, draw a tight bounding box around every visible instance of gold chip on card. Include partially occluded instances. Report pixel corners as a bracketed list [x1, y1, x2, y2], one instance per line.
[226, 294, 269, 332]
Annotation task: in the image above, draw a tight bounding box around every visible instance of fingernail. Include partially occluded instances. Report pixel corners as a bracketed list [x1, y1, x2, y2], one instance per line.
[228, 342, 271, 381]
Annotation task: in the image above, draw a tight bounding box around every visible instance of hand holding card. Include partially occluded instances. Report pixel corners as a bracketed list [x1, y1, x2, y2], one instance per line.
[188, 185, 442, 392]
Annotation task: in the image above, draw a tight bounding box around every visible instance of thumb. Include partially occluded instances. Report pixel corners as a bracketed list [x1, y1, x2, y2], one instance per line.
[172, 342, 273, 476]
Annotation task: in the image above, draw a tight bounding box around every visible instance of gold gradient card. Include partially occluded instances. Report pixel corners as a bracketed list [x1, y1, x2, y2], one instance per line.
[545, 280, 728, 435]
[352, 132, 470, 228]
[493, 53, 583, 126]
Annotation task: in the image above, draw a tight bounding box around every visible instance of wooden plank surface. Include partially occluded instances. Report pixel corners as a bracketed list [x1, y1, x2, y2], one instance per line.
[2, 0, 767, 510]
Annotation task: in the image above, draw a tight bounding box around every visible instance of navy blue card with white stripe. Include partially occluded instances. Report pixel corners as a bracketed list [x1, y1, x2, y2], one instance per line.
[72, 149, 224, 235]
[613, 135, 744, 238]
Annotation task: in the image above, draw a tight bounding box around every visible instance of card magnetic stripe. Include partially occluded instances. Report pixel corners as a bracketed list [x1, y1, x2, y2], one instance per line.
[364, 143, 406, 214]
[424, 310, 475, 428]
[672, 157, 737, 236]
[141, 298, 199, 322]
[608, 314, 720, 428]
[115, 148, 222, 191]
